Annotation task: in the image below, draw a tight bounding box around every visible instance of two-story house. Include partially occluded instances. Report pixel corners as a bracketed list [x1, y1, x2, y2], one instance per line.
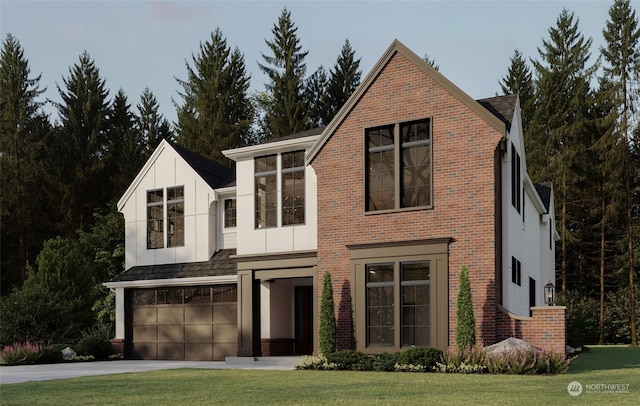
[105, 40, 565, 361]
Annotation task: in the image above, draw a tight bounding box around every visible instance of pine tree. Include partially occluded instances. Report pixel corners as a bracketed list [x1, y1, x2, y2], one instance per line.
[601, 0, 640, 346]
[0, 33, 49, 291]
[319, 271, 337, 355]
[322, 39, 362, 125]
[259, 8, 309, 139]
[136, 87, 172, 157]
[175, 28, 252, 163]
[423, 53, 440, 71]
[305, 66, 328, 127]
[530, 9, 597, 293]
[499, 49, 535, 133]
[456, 265, 475, 350]
[53, 51, 111, 234]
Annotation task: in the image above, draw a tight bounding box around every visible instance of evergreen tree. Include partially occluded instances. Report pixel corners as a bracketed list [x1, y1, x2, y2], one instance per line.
[52, 51, 111, 234]
[530, 9, 597, 293]
[305, 65, 328, 127]
[319, 271, 337, 355]
[259, 8, 309, 139]
[0, 34, 50, 291]
[136, 87, 172, 157]
[175, 28, 252, 163]
[322, 39, 362, 125]
[456, 265, 475, 350]
[601, 0, 640, 347]
[106, 89, 143, 195]
[499, 49, 535, 133]
[423, 53, 440, 71]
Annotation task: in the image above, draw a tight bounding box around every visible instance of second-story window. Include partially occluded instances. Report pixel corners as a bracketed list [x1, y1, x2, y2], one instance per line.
[366, 119, 432, 212]
[167, 186, 184, 247]
[224, 198, 237, 228]
[147, 189, 164, 249]
[255, 155, 277, 228]
[282, 150, 305, 225]
[511, 143, 521, 214]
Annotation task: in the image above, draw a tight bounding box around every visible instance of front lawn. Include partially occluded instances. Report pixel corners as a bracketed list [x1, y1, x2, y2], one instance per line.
[1, 346, 638, 405]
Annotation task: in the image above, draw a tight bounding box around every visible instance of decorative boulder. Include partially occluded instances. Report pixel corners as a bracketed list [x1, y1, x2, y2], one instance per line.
[61, 346, 77, 360]
[484, 337, 538, 356]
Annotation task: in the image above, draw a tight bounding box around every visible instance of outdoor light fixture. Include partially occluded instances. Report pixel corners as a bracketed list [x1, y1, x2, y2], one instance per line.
[544, 281, 555, 306]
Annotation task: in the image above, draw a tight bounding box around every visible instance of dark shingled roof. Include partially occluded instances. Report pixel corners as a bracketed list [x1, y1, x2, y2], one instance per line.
[260, 127, 325, 145]
[535, 182, 552, 212]
[476, 94, 518, 132]
[169, 142, 235, 189]
[110, 249, 237, 282]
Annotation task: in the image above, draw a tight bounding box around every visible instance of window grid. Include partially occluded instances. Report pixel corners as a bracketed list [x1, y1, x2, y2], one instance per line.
[224, 199, 237, 228]
[401, 261, 430, 347]
[282, 150, 305, 225]
[366, 264, 395, 347]
[147, 189, 164, 249]
[167, 186, 184, 247]
[366, 119, 432, 212]
[255, 155, 277, 229]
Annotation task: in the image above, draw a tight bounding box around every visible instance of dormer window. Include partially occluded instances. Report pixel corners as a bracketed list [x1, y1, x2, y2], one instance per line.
[224, 199, 237, 228]
[147, 186, 184, 249]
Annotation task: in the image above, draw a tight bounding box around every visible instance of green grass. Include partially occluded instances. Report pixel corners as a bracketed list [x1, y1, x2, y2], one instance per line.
[1, 346, 638, 405]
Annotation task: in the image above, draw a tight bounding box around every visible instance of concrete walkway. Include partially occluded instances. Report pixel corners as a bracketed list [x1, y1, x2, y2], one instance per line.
[0, 357, 301, 385]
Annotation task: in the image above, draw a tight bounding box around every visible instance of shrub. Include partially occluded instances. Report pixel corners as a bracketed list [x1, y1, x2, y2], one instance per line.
[325, 350, 372, 371]
[75, 325, 111, 360]
[295, 355, 337, 370]
[372, 352, 399, 372]
[456, 265, 475, 350]
[556, 290, 598, 348]
[1, 341, 45, 365]
[37, 343, 68, 364]
[484, 348, 569, 375]
[394, 363, 427, 372]
[435, 346, 487, 374]
[319, 272, 337, 356]
[396, 346, 443, 371]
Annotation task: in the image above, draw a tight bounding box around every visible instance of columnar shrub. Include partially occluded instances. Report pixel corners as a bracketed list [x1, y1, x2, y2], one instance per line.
[456, 265, 475, 350]
[319, 272, 337, 355]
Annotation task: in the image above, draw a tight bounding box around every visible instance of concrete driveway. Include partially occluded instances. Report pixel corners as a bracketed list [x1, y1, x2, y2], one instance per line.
[0, 357, 300, 385]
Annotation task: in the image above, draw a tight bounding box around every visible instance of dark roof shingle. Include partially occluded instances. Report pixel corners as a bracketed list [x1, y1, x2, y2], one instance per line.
[169, 142, 235, 189]
[534, 182, 552, 212]
[110, 249, 237, 282]
[476, 94, 518, 132]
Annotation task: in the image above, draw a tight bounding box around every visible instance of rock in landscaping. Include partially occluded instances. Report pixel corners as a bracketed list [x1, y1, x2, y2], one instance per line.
[61, 347, 77, 360]
[484, 337, 538, 356]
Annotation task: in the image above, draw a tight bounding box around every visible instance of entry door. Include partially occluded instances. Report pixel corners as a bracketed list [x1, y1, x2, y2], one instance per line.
[294, 286, 313, 355]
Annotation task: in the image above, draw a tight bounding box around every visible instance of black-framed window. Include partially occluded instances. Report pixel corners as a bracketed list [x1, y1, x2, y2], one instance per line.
[401, 262, 430, 347]
[282, 150, 305, 225]
[132, 285, 237, 306]
[511, 256, 522, 286]
[366, 264, 395, 347]
[147, 189, 164, 249]
[511, 143, 521, 214]
[255, 155, 277, 228]
[167, 186, 184, 247]
[224, 199, 237, 228]
[365, 260, 431, 348]
[366, 119, 432, 211]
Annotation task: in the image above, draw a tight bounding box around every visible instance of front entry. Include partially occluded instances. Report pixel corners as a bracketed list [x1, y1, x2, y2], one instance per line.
[294, 285, 313, 355]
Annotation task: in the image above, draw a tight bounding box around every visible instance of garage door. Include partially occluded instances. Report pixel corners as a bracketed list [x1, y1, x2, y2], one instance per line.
[130, 285, 237, 360]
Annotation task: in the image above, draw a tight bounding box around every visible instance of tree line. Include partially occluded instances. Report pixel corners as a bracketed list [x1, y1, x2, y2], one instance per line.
[1, 3, 639, 346]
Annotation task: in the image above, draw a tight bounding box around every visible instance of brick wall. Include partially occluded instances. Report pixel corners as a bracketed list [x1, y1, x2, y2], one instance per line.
[496, 305, 567, 354]
[109, 338, 125, 356]
[260, 338, 294, 356]
[311, 51, 504, 351]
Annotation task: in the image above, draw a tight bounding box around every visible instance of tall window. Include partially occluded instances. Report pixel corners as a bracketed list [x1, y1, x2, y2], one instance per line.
[365, 261, 431, 347]
[511, 143, 521, 214]
[366, 264, 395, 346]
[167, 186, 184, 247]
[224, 199, 237, 228]
[282, 150, 305, 225]
[255, 155, 277, 228]
[401, 262, 430, 346]
[511, 256, 522, 286]
[366, 119, 432, 211]
[147, 189, 164, 249]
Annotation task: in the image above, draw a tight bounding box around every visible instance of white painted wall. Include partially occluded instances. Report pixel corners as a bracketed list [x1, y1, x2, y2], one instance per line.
[225, 137, 319, 256]
[501, 100, 556, 317]
[118, 141, 220, 270]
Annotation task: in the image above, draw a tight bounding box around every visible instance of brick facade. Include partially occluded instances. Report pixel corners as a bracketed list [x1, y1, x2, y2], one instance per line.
[496, 305, 567, 354]
[109, 338, 125, 356]
[260, 338, 295, 356]
[312, 50, 504, 351]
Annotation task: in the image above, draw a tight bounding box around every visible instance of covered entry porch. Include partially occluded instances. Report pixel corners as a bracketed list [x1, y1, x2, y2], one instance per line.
[234, 251, 318, 357]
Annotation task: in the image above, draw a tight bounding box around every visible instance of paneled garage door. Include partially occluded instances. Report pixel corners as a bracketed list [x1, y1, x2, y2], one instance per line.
[130, 285, 237, 360]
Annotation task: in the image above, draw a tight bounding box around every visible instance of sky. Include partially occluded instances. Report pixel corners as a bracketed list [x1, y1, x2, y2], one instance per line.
[0, 0, 627, 124]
